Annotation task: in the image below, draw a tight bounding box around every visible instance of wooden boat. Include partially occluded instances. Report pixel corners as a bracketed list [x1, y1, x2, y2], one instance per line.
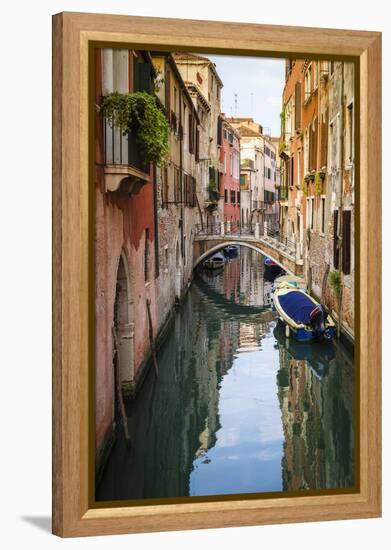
[264, 257, 279, 268]
[263, 257, 283, 277]
[273, 275, 307, 292]
[223, 245, 239, 258]
[273, 284, 335, 342]
[203, 252, 225, 270]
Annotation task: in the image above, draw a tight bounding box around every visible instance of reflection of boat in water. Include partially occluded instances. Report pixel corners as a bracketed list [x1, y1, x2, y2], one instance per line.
[273, 283, 335, 342]
[223, 245, 239, 258]
[203, 252, 225, 270]
[273, 321, 334, 378]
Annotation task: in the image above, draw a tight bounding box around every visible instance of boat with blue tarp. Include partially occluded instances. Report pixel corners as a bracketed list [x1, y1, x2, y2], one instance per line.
[223, 245, 239, 258]
[273, 283, 335, 342]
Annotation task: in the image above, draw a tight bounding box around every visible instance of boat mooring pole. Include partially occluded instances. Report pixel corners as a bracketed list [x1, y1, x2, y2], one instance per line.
[112, 328, 131, 445]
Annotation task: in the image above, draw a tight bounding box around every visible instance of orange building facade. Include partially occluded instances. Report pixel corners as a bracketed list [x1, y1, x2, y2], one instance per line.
[280, 59, 355, 340]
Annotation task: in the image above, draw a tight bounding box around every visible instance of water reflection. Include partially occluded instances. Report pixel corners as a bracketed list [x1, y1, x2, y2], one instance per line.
[96, 248, 355, 501]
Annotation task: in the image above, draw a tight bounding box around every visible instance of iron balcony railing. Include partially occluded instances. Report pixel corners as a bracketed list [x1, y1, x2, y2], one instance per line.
[103, 119, 149, 173]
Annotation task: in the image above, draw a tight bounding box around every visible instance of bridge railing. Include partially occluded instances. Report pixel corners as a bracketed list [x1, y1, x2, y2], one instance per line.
[194, 222, 255, 237]
[194, 221, 301, 260]
[194, 222, 222, 236]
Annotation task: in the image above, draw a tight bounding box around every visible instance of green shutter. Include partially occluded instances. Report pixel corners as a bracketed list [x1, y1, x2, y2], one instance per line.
[134, 61, 152, 93]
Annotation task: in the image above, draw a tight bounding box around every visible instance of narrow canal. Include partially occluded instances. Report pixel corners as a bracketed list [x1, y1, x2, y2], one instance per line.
[96, 247, 355, 502]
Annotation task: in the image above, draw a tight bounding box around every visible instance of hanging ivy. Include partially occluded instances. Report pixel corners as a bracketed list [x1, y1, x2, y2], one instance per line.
[101, 91, 169, 165]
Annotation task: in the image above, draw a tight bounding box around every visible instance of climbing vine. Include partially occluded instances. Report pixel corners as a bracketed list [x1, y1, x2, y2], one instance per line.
[280, 106, 286, 134]
[306, 227, 311, 246]
[329, 270, 342, 299]
[314, 171, 323, 195]
[101, 91, 169, 165]
[301, 176, 308, 195]
[279, 106, 287, 154]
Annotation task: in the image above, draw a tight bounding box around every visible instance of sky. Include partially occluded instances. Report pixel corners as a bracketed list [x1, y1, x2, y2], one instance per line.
[208, 55, 285, 137]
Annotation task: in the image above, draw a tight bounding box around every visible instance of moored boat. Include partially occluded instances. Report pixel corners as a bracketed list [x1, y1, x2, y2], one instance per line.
[273, 285, 335, 342]
[263, 257, 283, 280]
[203, 252, 225, 270]
[223, 245, 239, 258]
[273, 274, 307, 290]
[264, 257, 280, 269]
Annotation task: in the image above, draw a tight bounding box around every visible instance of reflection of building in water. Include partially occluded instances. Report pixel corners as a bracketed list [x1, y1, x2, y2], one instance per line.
[276, 334, 354, 491]
[239, 323, 261, 353]
[240, 249, 265, 306]
[97, 283, 240, 500]
[222, 255, 240, 303]
[204, 248, 271, 309]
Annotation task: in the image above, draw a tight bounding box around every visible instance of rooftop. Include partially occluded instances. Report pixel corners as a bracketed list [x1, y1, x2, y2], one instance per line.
[173, 52, 223, 87]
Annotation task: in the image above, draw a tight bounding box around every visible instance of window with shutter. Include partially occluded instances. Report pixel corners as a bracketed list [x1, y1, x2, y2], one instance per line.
[308, 124, 313, 171]
[295, 82, 301, 132]
[137, 62, 152, 93]
[195, 129, 199, 162]
[321, 109, 328, 168]
[133, 59, 140, 93]
[165, 68, 171, 113]
[128, 51, 134, 92]
[290, 156, 294, 188]
[333, 210, 339, 269]
[217, 116, 222, 146]
[188, 114, 193, 154]
[342, 210, 351, 274]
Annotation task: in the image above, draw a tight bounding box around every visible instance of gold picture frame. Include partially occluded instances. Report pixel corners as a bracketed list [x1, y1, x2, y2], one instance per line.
[52, 11, 381, 537]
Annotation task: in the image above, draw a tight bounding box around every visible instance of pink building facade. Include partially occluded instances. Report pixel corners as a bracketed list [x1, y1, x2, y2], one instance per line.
[95, 48, 160, 473]
[220, 119, 240, 231]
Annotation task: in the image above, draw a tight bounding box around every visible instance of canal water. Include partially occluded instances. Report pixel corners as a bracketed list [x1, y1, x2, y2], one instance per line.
[96, 247, 355, 502]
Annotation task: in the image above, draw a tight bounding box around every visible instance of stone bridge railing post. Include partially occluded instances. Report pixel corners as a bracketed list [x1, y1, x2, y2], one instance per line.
[263, 221, 268, 237]
[254, 222, 260, 239]
[220, 221, 225, 236]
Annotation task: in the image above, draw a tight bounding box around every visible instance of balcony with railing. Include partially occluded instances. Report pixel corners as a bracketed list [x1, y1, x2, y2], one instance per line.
[103, 118, 150, 194]
[252, 200, 266, 211]
[241, 158, 255, 171]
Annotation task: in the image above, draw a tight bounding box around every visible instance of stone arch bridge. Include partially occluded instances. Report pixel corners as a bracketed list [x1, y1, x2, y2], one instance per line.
[193, 229, 303, 277]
